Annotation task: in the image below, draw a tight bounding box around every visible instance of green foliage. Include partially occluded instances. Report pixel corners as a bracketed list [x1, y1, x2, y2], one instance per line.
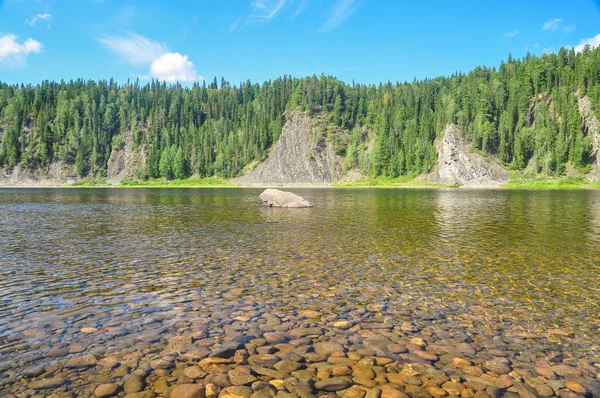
[0, 46, 599, 179]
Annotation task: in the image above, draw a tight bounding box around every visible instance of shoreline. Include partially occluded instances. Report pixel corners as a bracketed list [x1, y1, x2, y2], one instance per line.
[1, 175, 600, 190]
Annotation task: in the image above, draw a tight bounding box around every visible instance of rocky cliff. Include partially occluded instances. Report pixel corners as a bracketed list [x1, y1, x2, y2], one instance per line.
[431, 125, 508, 186]
[106, 131, 147, 183]
[236, 113, 342, 185]
[578, 96, 600, 180]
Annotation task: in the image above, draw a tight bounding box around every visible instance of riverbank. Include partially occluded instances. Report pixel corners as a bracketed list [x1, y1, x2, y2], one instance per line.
[2, 175, 600, 189]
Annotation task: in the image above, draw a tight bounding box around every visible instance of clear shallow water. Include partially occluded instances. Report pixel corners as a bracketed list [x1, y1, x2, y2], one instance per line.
[1, 188, 599, 395]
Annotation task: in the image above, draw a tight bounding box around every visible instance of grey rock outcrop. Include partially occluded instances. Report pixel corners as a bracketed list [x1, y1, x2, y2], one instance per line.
[259, 189, 312, 208]
[107, 131, 146, 183]
[432, 125, 508, 186]
[578, 96, 600, 180]
[236, 112, 342, 184]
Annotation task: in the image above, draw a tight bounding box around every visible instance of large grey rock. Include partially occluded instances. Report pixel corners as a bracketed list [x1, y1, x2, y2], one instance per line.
[259, 189, 312, 208]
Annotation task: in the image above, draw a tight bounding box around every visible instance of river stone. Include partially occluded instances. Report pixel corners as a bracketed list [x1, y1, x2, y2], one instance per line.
[29, 377, 67, 390]
[334, 321, 353, 329]
[512, 381, 539, 398]
[184, 366, 208, 379]
[210, 342, 244, 358]
[484, 359, 511, 375]
[170, 384, 206, 398]
[274, 360, 302, 373]
[248, 354, 280, 367]
[205, 383, 221, 398]
[124, 375, 146, 394]
[551, 365, 582, 377]
[153, 379, 169, 394]
[314, 378, 352, 391]
[563, 380, 587, 394]
[66, 354, 97, 368]
[340, 385, 367, 398]
[264, 332, 287, 344]
[314, 342, 344, 356]
[259, 189, 312, 208]
[229, 369, 258, 386]
[380, 385, 409, 398]
[534, 383, 554, 397]
[150, 358, 173, 369]
[94, 383, 120, 398]
[124, 392, 156, 398]
[22, 365, 45, 377]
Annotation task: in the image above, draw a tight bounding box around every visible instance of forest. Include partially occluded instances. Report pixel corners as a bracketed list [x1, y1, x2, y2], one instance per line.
[0, 45, 599, 180]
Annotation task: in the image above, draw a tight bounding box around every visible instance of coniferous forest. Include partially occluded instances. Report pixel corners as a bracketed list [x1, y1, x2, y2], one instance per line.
[1, 46, 599, 180]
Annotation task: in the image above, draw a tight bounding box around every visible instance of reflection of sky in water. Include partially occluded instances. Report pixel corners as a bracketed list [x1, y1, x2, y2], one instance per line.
[1, 188, 600, 368]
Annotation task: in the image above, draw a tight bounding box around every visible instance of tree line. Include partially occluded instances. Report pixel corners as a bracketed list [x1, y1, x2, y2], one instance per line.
[1, 45, 599, 179]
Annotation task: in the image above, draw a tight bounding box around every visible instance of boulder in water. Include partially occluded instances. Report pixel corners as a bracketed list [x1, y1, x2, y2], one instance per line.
[259, 189, 312, 208]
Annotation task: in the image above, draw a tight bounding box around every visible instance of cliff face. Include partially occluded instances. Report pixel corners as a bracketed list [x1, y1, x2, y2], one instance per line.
[106, 131, 146, 183]
[431, 125, 508, 186]
[236, 112, 342, 185]
[0, 162, 79, 187]
[578, 96, 600, 180]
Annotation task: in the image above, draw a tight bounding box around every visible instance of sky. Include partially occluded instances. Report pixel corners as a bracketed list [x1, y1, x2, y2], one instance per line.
[1, 0, 600, 86]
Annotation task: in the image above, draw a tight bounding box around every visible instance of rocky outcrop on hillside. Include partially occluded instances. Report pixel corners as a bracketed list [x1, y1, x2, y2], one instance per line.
[236, 113, 342, 185]
[0, 162, 79, 187]
[431, 125, 508, 186]
[106, 131, 146, 183]
[577, 96, 600, 180]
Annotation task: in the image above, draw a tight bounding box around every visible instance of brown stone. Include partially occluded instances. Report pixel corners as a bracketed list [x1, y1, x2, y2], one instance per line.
[170, 384, 206, 398]
[380, 385, 410, 398]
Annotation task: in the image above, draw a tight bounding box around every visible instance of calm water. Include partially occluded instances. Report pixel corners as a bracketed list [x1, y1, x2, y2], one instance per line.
[1, 188, 599, 394]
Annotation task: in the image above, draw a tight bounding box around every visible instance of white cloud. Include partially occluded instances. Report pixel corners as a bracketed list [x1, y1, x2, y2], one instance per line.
[574, 33, 600, 53]
[563, 24, 576, 33]
[0, 34, 43, 67]
[505, 30, 519, 38]
[26, 13, 53, 29]
[97, 33, 167, 65]
[149, 52, 202, 83]
[318, 0, 359, 33]
[543, 18, 561, 31]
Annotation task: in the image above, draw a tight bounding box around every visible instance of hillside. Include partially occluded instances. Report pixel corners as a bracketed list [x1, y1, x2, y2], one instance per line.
[1, 46, 600, 186]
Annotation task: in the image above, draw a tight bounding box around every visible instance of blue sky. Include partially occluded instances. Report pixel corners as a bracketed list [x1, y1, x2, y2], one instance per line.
[1, 0, 599, 86]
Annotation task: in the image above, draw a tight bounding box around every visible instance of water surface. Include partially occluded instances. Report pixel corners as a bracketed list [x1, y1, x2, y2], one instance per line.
[1, 188, 599, 395]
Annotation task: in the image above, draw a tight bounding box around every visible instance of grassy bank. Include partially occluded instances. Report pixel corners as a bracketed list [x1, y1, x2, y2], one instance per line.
[119, 176, 237, 187]
[505, 175, 600, 189]
[332, 175, 459, 188]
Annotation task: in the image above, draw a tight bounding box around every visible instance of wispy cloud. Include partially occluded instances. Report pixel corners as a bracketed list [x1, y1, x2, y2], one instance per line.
[574, 33, 600, 53]
[542, 18, 576, 33]
[247, 0, 287, 24]
[318, 0, 359, 33]
[97, 33, 167, 65]
[543, 18, 562, 31]
[505, 30, 519, 38]
[25, 13, 53, 29]
[230, 17, 242, 31]
[98, 33, 202, 82]
[290, 0, 309, 19]
[232, 0, 310, 30]
[0, 34, 43, 68]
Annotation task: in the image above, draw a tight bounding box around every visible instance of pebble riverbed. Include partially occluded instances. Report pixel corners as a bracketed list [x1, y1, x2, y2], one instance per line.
[0, 188, 599, 398]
